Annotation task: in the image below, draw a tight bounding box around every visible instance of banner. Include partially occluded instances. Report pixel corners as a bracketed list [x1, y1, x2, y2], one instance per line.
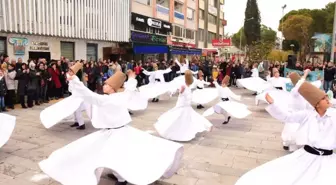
[284, 68, 324, 91]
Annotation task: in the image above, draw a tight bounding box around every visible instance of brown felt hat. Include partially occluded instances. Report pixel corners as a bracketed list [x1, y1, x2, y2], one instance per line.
[185, 70, 194, 86]
[289, 72, 300, 86]
[105, 71, 126, 91]
[70, 62, 83, 74]
[198, 70, 204, 77]
[222, 75, 230, 86]
[298, 82, 326, 107]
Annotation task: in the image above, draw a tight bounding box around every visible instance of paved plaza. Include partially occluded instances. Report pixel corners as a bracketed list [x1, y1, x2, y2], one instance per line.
[0, 88, 287, 185]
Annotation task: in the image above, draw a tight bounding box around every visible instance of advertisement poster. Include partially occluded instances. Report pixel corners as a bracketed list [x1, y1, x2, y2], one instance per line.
[284, 68, 324, 91]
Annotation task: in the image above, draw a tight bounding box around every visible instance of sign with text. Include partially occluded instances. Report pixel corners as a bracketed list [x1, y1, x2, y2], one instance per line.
[8, 37, 28, 55]
[131, 31, 167, 44]
[131, 13, 172, 33]
[30, 41, 50, 51]
[212, 38, 231, 47]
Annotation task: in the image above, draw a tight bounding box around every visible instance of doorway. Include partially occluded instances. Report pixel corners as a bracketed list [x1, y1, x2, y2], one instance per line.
[29, 52, 51, 62]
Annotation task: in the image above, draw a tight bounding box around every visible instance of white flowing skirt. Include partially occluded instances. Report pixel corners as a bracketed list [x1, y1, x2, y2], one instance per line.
[124, 90, 148, 111]
[154, 106, 213, 142]
[281, 122, 301, 146]
[39, 125, 183, 185]
[192, 88, 218, 105]
[139, 83, 172, 99]
[237, 77, 271, 93]
[235, 148, 336, 185]
[203, 101, 252, 119]
[169, 76, 198, 94]
[255, 89, 291, 107]
[0, 113, 16, 148]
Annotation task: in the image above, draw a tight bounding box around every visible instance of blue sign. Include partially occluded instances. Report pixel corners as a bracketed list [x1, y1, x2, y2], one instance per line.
[284, 67, 324, 91]
[174, 11, 184, 19]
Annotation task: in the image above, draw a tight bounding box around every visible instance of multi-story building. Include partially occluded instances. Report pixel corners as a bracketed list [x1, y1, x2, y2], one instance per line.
[130, 0, 202, 61]
[198, 0, 226, 55]
[0, 0, 129, 62]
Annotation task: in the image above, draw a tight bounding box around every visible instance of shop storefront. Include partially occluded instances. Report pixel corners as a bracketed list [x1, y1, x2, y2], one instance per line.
[170, 37, 201, 61]
[131, 13, 172, 61]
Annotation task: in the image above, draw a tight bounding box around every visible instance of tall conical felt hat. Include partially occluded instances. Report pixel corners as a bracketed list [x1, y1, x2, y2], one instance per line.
[105, 71, 126, 91]
[185, 70, 193, 85]
[222, 75, 230, 86]
[70, 62, 83, 74]
[298, 82, 326, 107]
[289, 72, 300, 86]
[198, 70, 204, 77]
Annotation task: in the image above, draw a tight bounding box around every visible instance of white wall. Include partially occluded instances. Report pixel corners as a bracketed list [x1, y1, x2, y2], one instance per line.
[2, 33, 116, 62]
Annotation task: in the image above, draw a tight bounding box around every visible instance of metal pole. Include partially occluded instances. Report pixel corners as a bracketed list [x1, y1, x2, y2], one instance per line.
[331, 2, 336, 62]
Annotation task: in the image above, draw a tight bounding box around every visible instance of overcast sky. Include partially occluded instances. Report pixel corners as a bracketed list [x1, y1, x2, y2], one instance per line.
[223, 0, 334, 36]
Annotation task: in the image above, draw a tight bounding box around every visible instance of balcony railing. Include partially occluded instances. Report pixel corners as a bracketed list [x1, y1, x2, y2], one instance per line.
[156, 4, 169, 15]
[174, 11, 184, 19]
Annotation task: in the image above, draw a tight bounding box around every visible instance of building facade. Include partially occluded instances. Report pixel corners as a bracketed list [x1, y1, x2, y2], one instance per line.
[198, 0, 225, 49]
[0, 0, 130, 62]
[131, 0, 202, 61]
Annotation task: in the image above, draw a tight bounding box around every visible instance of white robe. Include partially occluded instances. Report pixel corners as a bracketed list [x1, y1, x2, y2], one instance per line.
[139, 68, 173, 99]
[124, 77, 148, 111]
[0, 113, 16, 148]
[203, 82, 251, 119]
[192, 79, 218, 105]
[154, 85, 213, 142]
[235, 106, 336, 185]
[39, 79, 183, 185]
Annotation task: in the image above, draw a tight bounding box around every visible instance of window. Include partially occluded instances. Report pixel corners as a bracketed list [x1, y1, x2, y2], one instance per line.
[209, 0, 218, 6]
[208, 14, 216, 24]
[135, 0, 151, 5]
[187, 8, 194, 20]
[198, 29, 204, 41]
[174, 1, 183, 13]
[173, 25, 183, 37]
[199, 10, 204, 20]
[185, 29, 195, 40]
[157, 0, 169, 8]
[208, 31, 216, 43]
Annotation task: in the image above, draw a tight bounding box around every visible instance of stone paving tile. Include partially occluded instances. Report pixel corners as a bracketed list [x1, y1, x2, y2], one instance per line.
[0, 88, 291, 185]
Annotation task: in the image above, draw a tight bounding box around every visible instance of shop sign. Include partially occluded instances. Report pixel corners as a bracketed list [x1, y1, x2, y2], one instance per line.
[111, 48, 126, 54]
[132, 13, 172, 32]
[212, 38, 231, 47]
[30, 41, 50, 51]
[131, 31, 167, 44]
[172, 41, 196, 48]
[222, 19, 227, 26]
[8, 37, 28, 55]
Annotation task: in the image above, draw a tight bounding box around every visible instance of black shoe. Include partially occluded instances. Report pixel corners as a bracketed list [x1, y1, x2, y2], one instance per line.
[8, 106, 14, 109]
[44, 100, 49, 103]
[200, 105, 204, 109]
[115, 181, 127, 185]
[1, 108, 7, 112]
[152, 98, 155, 102]
[223, 116, 231, 124]
[197, 105, 201, 109]
[107, 173, 117, 180]
[155, 98, 159, 102]
[283, 146, 289, 151]
[36, 103, 40, 106]
[76, 125, 86, 130]
[129, 111, 133, 115]
[252, 92, 257, 95]
[70, 122, 79, 127]
[21, 105, 28, 109]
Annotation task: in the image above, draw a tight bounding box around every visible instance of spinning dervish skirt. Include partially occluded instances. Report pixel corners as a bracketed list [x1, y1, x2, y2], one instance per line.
[235, 148, 336, 185]
[281, 122, 301, 146]
[169, 76, 198, 94]
[40, 96, 84, 128]
[139, 83, 172, 99]
[255, 89, 291, 107]
[154, 106, 213, 142]
[237, 77, 271, 93]
[124, 90, 148, 111]
[192, 88, 218, 105]
[39, 126, 183, 185]
[203, 101, 252, 119]
[0, 113, 16, 148]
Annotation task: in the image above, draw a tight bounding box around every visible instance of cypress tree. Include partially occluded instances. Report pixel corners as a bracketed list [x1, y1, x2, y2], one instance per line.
[244, 0, 261, 45]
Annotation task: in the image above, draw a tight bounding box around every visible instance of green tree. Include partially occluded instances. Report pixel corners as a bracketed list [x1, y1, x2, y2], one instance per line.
[280, 15, 313, 60]
[244, 0, 261, 45]
[249, 41, 274, 62]
[231, 25, 276, 49]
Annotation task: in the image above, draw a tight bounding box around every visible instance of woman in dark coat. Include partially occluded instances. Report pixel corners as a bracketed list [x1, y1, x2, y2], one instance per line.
[27, 61, 40, 107]
[48, 62, 62, 99]
[15, 63, 29, 108]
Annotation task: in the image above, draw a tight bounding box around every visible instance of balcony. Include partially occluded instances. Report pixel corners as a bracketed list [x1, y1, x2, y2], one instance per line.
[156, 5, 169, 21]
[174, 11, 184, 25]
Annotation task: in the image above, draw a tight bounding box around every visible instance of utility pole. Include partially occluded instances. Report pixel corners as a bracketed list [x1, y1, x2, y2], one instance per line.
[280, 4, 287, 50]
[331, 2, 336, 62]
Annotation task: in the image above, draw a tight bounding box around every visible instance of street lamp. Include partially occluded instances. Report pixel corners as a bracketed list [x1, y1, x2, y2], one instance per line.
[280, 4, 287, 50]
[331, 2, 336, 62]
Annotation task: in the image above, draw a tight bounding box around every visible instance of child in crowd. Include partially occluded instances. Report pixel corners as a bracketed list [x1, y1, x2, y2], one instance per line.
[0, 69, 7, 112]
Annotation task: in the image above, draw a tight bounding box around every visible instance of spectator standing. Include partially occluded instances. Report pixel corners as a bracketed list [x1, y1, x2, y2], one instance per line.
[0, 69, 7, 112]
[48, 62, 62, 99]
[27, 61, 40, 107]
[5, 64, 16, 109]
[323, 62, 336, 92]
[16, 63, 29, 108]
